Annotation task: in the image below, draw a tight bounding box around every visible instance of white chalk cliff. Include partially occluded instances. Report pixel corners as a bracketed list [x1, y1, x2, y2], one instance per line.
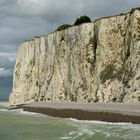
[9, 8, 140, 105]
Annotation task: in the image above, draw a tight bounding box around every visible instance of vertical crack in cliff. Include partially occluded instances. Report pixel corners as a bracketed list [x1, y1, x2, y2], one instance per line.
[50, 55, 56, 101]
[89, 22, 99, 76]
[93, 23, 98, 64]
[33, 42, 35, 67]
[37, 52, 41, 99]
[68, 50, 72, 84]
[66, 42, 73, 101]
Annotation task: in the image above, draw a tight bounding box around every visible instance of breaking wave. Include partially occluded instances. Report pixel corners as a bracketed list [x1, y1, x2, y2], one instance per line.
[59, 118, 140, 140]
[69, 118, 132, 125]
[0, 108, 46, 117]
[0, 109, 8, 112]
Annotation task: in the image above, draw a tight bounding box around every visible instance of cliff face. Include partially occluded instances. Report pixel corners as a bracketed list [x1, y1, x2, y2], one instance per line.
[9, 8, 140, 105]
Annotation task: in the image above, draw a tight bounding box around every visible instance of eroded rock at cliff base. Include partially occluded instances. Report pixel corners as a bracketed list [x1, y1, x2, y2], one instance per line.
[9, 8, 140, 105]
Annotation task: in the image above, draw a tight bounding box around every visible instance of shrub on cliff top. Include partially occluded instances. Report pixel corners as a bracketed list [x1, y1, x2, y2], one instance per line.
[74, 16, 91, 25]
[56, 15, 91, 31]
[56, 24, 71, 31]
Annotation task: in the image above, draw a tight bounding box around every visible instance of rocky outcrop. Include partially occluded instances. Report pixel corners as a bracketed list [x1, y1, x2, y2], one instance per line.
[9, 8, 140, 105]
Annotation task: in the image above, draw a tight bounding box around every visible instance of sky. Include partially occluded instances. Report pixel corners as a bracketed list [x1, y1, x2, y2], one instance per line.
[0, 0, 140, 99]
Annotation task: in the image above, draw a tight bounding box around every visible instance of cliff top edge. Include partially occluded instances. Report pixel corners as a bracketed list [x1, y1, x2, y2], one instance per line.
[22, 7, 140, 43]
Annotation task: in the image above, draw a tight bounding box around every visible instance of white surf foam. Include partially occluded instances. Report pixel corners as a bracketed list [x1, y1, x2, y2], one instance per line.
[60, 125, 95, 140]
[60, 136, 72, 140]
[0, 102, 9, 107]
[0, 108, 46, 118]
[12, 109, 46, 117]
[69, 118, 132, 125]
[0, 109, 8, 112]
[19, 109, 40, 115]
[67, 118, 140, 140]
[23, 111, 47, 117]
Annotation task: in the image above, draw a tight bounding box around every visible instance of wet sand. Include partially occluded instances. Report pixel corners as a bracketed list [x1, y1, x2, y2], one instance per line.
[22, 102, 140, 124]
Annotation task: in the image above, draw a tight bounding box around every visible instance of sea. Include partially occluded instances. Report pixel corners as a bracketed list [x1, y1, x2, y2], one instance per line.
[0, 101, 140, 140]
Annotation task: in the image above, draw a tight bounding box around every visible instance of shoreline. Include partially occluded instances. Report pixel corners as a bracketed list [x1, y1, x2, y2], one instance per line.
[20, 102, 140, 124]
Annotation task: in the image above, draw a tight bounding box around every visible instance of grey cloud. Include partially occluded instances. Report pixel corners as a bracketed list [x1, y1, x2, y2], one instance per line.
[0, 45, 18, 53]
[0, 0, 83, 18]
[0, 0, 140, 78]
[0, 68, 13, 77]
[0, 56, 15, 77]
[1, 0, 140, 22]
[0, 56, 15, 69]
[0, 53, 16, 61]
[0, 16, 50, 44]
